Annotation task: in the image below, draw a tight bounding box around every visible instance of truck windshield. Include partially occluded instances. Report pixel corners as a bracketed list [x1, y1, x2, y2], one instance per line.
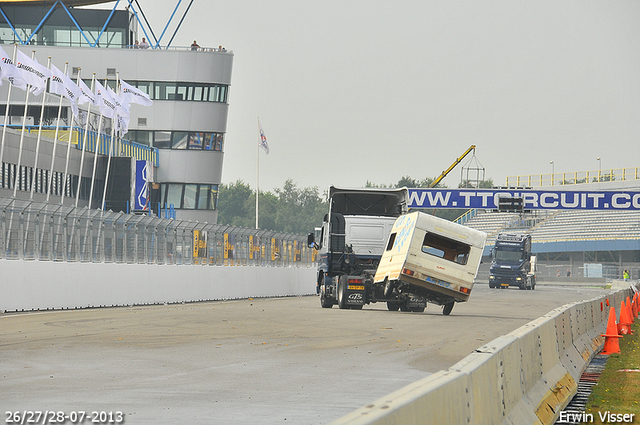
[494, 249, 524, 262]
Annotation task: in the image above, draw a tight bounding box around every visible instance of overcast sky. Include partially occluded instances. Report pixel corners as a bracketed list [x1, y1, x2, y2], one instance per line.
[114, 1, 640, 192]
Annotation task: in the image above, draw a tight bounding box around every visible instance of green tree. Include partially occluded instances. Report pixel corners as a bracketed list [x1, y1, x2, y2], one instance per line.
[217, 180, 255, 227]
[459, 178, 494, 188]
[217, 179, 328, 234]
[274, 179, 327, 234]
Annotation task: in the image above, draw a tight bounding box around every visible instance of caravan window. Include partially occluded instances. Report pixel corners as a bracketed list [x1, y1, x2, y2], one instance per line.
[385, 233, 397, 251]
[421, 232, 471, 265]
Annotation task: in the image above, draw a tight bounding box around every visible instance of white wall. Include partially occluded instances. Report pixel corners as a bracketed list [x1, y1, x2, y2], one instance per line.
[0, 259, 316, 312]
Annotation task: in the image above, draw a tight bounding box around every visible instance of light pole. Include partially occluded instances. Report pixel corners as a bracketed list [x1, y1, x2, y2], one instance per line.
[550, 160, 554, 185]
[597, 157, 601, 182]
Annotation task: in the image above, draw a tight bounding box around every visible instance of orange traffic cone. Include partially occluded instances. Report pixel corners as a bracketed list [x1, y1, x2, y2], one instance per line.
[618, 301, 633, 335]
[601, 306, 622, 355]
[626, 297, 634, 324]
[633, 295, 639, 319]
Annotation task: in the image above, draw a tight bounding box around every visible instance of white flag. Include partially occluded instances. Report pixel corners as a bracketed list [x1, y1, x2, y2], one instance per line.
[49, 64, 81, 117]
[77, 78, 97, 106]
[94, 80, 117, 119]
[15, 49, 52, 96]
[259, 121, 269, 155]
[0, 46, 27, 90]
[107, 85, 130, 136]
[120, 80, 152, 107]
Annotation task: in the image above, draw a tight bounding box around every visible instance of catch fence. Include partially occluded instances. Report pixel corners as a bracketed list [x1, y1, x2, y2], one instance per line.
[0, 197, 315, 267]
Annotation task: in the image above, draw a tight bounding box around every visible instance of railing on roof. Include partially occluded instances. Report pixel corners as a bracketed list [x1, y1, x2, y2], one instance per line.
[4, 125, 158, 166]
[506, 168, 640, 188]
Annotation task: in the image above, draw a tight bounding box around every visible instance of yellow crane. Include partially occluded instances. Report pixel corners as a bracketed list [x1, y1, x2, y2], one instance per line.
[430, 145, 476, 188]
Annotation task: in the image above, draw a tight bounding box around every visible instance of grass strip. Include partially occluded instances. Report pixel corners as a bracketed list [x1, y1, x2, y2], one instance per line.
[585, 321, 640, 423]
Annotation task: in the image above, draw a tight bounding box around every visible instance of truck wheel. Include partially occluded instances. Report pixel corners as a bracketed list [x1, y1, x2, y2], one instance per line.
[489, 283, 495, 289]
[387, 302, 400, 311]
[442, 302, 454, 316]
[519, 281, 526, 290]
[531, 278, 536, 290]
[411, 307, 425, 313]
[320, 290, 333, 308]
[337, 276, 348, 309]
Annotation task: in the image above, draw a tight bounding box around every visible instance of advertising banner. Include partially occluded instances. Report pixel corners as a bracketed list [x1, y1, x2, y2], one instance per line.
[408, 188, 640, 210]
[134, 160, 152, 211]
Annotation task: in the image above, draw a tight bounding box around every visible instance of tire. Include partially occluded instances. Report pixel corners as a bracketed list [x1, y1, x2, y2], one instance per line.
[337, 276, 348, 309]
[320, 288, 333, 308]
[383, 278, 394, 297]
[400, 303, 410, 312]
[443, 302, 454, 316]
[489, 283, 495, 289]
[387, 302, 400, 311]
[411, 307, 425, 313]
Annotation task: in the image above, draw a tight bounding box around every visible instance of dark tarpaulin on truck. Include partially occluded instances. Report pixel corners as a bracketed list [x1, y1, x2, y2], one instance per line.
[331, 192, 405, 217]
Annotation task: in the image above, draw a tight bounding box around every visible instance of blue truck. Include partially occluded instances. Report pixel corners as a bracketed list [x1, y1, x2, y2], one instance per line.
[488, 233, 537, 290]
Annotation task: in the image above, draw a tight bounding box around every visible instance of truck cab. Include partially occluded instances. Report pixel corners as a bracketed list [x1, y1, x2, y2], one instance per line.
[308, 186, 409, 309]
[488, 233, 536, 290]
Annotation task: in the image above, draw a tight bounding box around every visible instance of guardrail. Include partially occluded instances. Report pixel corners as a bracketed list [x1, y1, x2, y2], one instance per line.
[331, 283, 638, 425]
[0, 197, 315, 267]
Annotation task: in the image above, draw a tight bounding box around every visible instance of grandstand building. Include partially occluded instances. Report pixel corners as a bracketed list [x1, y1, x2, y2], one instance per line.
[463, 179, 640, 280]
[0, 1, 232, 223]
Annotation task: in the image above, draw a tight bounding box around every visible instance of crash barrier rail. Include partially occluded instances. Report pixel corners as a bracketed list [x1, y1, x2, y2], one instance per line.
[331, 284, 638, 425]
[506, 167, 640, 188]
[0, 197, 315, 267]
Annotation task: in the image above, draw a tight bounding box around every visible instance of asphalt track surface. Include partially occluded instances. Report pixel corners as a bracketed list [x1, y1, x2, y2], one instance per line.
[1, 284, 608, 424]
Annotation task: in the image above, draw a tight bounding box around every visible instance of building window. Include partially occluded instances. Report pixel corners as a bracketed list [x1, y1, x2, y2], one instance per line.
[131, 131, 224, 151]
[172, 132, 189, 149]
[183, 184, 198, 209]
[160, 183, 219, 210]
[154, 131, 172, 149]
[166, 184, 183, 207]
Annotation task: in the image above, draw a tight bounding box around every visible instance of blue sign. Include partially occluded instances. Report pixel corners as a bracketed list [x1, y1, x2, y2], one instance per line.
[134, 160, 151, 211]
[408, 188, 640, 210]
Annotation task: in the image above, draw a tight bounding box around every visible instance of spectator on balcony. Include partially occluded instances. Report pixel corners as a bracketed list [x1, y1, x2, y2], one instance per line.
[139, 37, 150, 49]
[191, 40, 200, 51]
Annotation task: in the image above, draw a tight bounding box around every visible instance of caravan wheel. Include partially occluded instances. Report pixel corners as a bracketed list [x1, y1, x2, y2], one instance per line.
[443, 302, 454, 316]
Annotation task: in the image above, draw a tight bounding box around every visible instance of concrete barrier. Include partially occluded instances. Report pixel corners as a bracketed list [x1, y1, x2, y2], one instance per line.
[331, 283, 639, 425]
[0, 259, 316, 312]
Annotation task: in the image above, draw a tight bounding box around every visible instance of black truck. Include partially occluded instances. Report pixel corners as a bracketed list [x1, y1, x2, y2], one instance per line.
[488, 233, 536, 290]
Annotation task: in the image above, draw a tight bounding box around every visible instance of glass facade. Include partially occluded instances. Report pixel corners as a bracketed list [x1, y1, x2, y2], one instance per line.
[160, 183, 218, 211]
[128, 131, 224, 151]
[0, 7, 132, 48]
[89, 80, 229, 103]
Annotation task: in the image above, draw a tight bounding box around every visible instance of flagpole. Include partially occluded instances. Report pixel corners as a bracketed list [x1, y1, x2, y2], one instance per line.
[12, 51, 35, 198]
[75, 71, 90, 207]
[101, 75, 118, 211]
[256, 118, 260, 229]
[46, 66, 66, 203]
[88, 87, 105, 210]
[29, 57, 51, 199]
[0, 45, 17, 176]
[60, 62, 76, 203]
